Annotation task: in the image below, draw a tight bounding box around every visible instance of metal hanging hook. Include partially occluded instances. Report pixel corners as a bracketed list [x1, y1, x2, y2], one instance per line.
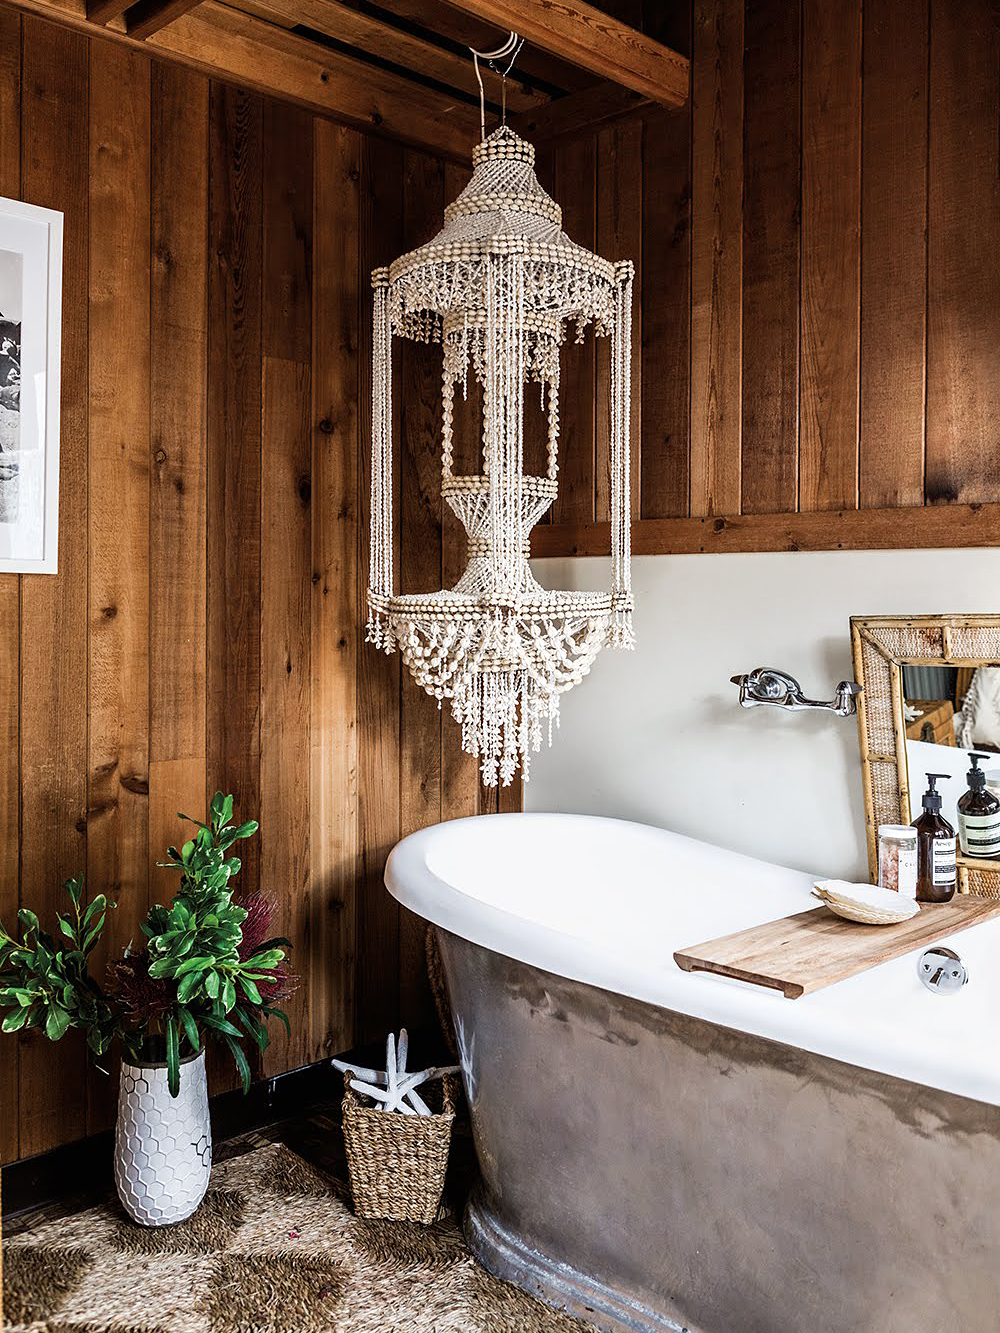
[469, 30, 524, 138]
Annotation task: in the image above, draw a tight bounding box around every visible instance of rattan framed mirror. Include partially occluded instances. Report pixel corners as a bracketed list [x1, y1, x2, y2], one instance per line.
[851, 614, 1000, 899]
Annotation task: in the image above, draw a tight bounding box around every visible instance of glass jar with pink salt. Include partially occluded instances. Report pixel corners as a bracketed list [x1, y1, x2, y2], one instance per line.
[877, 824, 918, 898]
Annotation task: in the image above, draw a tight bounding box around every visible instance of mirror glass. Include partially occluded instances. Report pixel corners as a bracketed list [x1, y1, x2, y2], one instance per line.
[902, 663, 1000, 860]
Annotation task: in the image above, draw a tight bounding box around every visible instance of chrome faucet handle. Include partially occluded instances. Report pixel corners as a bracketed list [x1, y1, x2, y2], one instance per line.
[731, 667, 862, 716]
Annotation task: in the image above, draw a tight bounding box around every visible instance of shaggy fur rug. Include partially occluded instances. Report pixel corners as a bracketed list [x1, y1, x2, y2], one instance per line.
[2, 1142, 583, 1333]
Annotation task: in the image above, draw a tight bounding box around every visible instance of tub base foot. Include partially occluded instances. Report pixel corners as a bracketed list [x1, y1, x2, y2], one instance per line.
[464, 1187, 696, 1333]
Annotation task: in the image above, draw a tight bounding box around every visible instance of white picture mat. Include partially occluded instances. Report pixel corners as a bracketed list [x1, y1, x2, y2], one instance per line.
[0, 196, 63, 573]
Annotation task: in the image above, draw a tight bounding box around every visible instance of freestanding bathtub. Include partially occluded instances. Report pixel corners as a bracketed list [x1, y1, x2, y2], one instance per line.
[385, 813, 1000, 1333]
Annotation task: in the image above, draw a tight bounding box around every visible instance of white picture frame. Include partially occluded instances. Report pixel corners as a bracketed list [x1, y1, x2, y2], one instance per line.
[0, 196, 63, 574]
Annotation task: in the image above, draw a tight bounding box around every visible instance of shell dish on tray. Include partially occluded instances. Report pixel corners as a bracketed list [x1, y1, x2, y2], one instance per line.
[813, 879, 921, 926]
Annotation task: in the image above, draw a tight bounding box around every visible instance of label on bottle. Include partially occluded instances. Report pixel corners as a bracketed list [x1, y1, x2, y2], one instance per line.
[896, 843, 918, 898]
[959, 812, 1000, 858]
[932, 837, 957, 888]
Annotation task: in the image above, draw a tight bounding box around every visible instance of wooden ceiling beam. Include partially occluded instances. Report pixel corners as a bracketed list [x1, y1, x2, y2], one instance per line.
[149, 3, 480, 157]
[3, 0, 482, 161]
[335, 0, 594, 92]
[509, 79, 651, 142]
[125, 0, 202, 38]
[435, 0, 689, 106]
[236, 0, 546, 112]
[86, 0, 130, 24]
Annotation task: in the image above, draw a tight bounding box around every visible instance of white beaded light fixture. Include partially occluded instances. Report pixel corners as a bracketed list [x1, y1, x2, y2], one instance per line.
[367, 121, 635, 787]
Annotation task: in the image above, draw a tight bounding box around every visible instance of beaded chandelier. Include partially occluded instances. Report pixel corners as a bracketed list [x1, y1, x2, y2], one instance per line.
[367, 124, 634, 786]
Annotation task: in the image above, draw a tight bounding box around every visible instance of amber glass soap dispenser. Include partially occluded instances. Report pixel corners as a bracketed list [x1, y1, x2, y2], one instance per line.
[912, 772, 957, 903]
[957, 752, 1000, 859]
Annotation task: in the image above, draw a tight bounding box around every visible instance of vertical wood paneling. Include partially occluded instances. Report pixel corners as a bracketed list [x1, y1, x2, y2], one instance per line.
[859, 0, 927, 509]
[799, 0, 862, 512]
[18, 17, 90, 1156]
[148, 63, 209, 906]
[310, 119, 361, 1060]
[398, 149, 445, 1031]
[260, 356, 311, 1075]
[741, 0, 800, 515]
[260, 100, 313, 1076]
[86, 37, 151, 1025]
[86, 39, 151, 1134]
[639, 2, 691, 520]
[207, 84, 263, 899]
[0, 3, 21, 1167]
[690, 0, 743, 517]
[356, 134, 403, 1045]
[926, 0, 1000, 505]
[551, 136, 597, 525]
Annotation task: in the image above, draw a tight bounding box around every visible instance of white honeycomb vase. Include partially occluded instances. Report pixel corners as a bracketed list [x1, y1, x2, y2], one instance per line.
[114, 1048, 212, 1227]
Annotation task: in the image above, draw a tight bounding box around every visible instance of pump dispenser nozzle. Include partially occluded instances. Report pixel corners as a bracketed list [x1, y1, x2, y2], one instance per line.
[922, 772, 950, 814]
[967, 752, 991, 791]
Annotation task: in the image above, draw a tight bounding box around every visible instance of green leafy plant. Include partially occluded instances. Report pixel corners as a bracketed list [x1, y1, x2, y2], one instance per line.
[120, 793, 291, 1095]
[0, 794, 292, 1099]
[0, 876, 117, 1055]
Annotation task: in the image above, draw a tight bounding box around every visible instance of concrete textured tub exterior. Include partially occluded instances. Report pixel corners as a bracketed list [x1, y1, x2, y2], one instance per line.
[386, 813, 1000, 1333]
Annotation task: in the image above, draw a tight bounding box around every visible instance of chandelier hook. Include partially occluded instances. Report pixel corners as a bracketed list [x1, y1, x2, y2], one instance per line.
[469, 31, 524, 137]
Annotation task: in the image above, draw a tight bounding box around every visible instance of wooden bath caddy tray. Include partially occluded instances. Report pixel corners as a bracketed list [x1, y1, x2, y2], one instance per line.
[674, 896, 1000, 999]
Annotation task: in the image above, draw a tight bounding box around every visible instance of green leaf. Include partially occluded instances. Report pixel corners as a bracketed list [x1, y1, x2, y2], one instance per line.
[178, 1005, 201, 1053]
[233, 1005, 268, 1051]
[239, 976, 262, 1005]
[17, 908, 39, 935]
[176, 971, 202, 1004]
[205, 970, 220, 1000]
[82, 895, 107, 926]
[201, 1012, 241, 1038]
[174, 955, 215, 977]
[57, 917, 76, 942]
[65, 876, 83, 906]
[45, 1005, 71, 1041]
[2, 1006, 32, 1033]
[262, 1005, 291, 1040]
[166, 1015, 181, 1098]
[233, 820, 258, 840]
[83, 917, 106, 954]
[222, 977, 236, 1011]
[243, 949, 284, 970]
[223, 1033, 252, 1094]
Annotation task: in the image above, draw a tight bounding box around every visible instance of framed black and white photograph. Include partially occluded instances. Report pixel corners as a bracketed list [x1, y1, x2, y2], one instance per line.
[0, 196, 62, 574]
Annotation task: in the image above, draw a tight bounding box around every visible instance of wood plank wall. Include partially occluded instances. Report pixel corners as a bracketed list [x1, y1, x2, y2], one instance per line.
[532, 0, 1000, 557]
[0, 14, 507, 1167]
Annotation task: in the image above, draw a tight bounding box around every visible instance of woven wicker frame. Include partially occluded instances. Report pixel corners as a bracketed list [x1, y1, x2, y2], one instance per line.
[341, 1072, 456, 1224]
[851, 614, 1000, 898]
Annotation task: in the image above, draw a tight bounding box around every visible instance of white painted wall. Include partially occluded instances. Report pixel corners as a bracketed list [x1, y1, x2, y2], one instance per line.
[526, 550, 1000, 881]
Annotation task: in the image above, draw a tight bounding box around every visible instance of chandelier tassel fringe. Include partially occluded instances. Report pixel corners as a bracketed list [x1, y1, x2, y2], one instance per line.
[367, 271, 395, 650]
[609, 260, 635, 649]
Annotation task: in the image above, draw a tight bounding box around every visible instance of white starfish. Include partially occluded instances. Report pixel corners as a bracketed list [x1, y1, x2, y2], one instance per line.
[332, 1029, 459, 1116]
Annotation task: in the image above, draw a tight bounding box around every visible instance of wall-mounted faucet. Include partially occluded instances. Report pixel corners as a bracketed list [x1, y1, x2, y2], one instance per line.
[730, 667, 862, 717]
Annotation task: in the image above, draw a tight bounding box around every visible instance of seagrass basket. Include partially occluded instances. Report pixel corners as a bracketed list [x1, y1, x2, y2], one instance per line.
[341, 1071, 456, 1223]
